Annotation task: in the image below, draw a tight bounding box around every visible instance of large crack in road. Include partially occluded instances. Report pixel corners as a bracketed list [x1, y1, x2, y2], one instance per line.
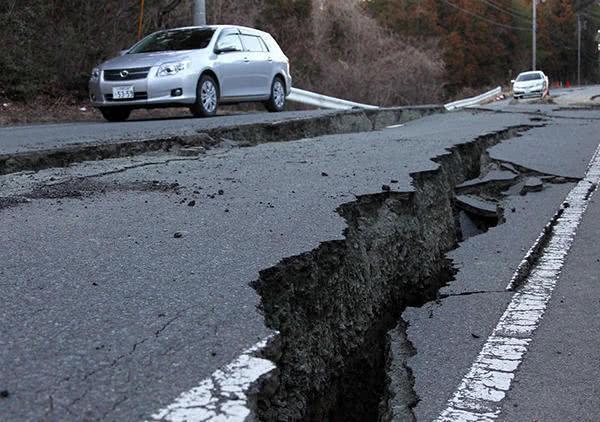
[3, 107, 599, 422]
[250, 126, 540, 421]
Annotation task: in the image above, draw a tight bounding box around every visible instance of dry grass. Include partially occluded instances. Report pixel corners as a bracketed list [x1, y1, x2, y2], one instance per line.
[0, 97, 100, 125]
[0, 96, 286, 126]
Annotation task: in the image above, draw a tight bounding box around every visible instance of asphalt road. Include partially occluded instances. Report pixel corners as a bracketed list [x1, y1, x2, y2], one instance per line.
[0, 109, 333, 155]
[0, 110, 533, 420]
[2, 94, 600, 421]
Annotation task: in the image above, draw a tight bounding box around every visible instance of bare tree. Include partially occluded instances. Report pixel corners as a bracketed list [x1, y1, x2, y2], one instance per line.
[0, 0, 444, 106]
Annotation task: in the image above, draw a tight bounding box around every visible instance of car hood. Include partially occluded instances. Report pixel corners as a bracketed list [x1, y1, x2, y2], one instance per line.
[514, 80, 544, 89]
[101, 51, 196, 69]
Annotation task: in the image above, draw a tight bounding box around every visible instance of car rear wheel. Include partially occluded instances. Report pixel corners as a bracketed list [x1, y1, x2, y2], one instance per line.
[99, 107, 131, 122]
[191, 75, 218, 118]
[264, 77, 286, 112]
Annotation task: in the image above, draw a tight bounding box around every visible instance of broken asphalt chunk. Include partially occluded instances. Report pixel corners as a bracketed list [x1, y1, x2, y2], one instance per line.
[457, 170, 518, 189]
[520, 177, 543, 195]
[455, 195, 500, 219]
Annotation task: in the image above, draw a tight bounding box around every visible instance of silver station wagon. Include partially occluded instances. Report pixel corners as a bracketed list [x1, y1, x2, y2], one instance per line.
[89, 25, 292, 122]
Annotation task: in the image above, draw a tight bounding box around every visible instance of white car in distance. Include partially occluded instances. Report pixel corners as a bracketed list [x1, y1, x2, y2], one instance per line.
[512, 71, 549, 99]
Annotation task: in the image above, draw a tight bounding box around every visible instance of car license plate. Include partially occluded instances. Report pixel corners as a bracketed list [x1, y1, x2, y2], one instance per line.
[112, 86, 134, 99]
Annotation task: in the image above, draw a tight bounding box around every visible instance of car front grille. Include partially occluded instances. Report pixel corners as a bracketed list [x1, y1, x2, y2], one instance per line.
[104, 92, 148, 102]
[104, 67, 152, 81]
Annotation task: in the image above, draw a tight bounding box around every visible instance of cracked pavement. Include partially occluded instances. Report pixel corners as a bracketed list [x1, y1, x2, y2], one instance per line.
[0, 110, 335, 155]
[2, 98, 600, 420]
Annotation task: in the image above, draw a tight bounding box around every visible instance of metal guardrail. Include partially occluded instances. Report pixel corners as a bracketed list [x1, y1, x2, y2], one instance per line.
[444, 87, 502, 111]
[288, 88, 379, 110]
[288, 86, 502, 112]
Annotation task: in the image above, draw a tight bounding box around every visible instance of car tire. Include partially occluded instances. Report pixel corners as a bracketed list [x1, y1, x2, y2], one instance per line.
[191, 74, 218, 118]
[99, 107, 131, 122]
[264, 76, 286, 112]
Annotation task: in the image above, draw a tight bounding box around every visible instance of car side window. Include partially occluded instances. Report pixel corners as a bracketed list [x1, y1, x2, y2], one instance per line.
[241, 35, 265, 53]
[216, 33, 243, 52]
[258, 37, 270, 52]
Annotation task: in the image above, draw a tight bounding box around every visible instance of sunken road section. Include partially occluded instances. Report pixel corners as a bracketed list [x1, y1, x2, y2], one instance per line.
[0, 107, 440, 176]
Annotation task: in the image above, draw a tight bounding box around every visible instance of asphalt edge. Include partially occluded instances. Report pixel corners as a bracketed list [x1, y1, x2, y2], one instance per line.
[0, 106, 443, 176]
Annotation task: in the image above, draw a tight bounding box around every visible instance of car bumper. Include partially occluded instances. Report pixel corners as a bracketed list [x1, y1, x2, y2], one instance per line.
[513, 87, 545, 98]
[89, 69, 198, 108]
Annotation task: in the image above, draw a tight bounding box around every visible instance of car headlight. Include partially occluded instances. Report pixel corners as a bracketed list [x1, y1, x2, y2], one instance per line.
[157, 61, 191, 77]
[90, 68, 100, 82]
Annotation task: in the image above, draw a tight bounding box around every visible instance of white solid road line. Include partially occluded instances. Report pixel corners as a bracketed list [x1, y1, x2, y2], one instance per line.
[436, 143, 600, 421]
[148, 336, 276, 422]
[385, 123, 405, 129]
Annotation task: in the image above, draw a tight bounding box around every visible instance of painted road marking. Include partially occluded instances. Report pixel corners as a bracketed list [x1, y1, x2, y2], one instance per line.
[386, 123, 405, 129]
[436, 143, 600, 421]
[148, 336, 275, 422]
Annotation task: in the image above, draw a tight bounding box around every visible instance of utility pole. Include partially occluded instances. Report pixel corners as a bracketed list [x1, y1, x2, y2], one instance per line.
[577, 13, 582, 86]
[194, 0, 206, 26]
[532, 0, 537, 70]
[137, 0, 145, 40]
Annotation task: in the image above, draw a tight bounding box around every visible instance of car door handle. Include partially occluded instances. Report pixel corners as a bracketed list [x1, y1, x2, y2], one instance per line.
[244, 57, 250, 63]
[267, 57, 273, 62]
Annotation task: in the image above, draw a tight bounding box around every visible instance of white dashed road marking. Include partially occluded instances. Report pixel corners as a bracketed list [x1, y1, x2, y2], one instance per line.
[148, 336, 276, 422]
[437, 143, 600, 421]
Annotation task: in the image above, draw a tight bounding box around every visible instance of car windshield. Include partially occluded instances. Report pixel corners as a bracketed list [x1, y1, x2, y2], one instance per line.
[516, 73, 542, 82]
[129, 28, 215, 53]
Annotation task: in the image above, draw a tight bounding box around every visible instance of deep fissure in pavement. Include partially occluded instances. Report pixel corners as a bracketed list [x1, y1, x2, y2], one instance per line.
[250, 125, 535, 421]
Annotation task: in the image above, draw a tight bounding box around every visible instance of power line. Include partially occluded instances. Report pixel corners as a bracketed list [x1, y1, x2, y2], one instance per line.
[473, 0, 532, 21]
[485, 0, 532, 18]
[582, 11, 600, 21]
[440, 0, 532, 31]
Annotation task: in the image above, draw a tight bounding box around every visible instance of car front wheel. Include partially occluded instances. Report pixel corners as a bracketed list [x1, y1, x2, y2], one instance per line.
[264, 77, 286, 112]
[99, 107, 131, 122]
[191, 75, 218, 118]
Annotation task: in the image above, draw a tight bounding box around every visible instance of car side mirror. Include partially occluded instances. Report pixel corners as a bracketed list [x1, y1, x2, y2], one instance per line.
[119, 49, 130, 56]
[215, 44, 240, 54]
[511, 79, 516, 84]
